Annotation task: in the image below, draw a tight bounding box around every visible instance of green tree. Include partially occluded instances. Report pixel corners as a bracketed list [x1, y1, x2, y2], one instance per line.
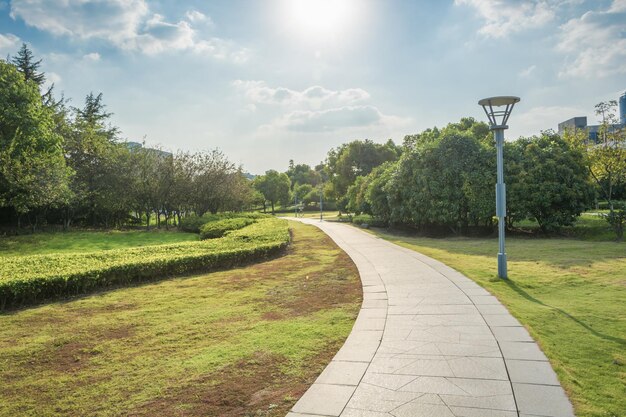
[254, 170, 291, 214]
[0, 60, 72, 229]
[508, 132, 593, 232]
[325, 139, 401, 205]
[10, 43, 45, 86]
[564, 101, 626, 240]
[286, 160, 321, 188]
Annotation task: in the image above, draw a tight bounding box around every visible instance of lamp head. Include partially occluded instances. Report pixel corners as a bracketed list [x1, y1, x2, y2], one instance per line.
[478, 96, 520, 130]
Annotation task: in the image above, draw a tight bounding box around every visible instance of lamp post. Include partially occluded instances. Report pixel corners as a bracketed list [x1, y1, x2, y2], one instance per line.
[319, 184, 323, 222]
[478, 96, 520, 279]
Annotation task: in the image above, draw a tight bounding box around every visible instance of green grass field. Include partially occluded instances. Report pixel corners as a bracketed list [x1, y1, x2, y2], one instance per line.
[366, 226, 625, 417]
[0, 229, 198, 257]
[0, 221, 361, 416]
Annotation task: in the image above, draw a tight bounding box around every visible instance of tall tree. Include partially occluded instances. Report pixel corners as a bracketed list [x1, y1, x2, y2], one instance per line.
[254, 170, 291, 214]
[0, 60, 72, 229]
[564, 101, 626, 240]
[11, 43, 45, 86]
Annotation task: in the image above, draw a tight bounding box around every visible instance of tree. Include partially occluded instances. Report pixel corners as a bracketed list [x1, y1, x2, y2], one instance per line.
[564, 101, 626, 240]
[11, 43, 45, 86]
[286, 160, 321, 188]
[0, 60, 72, 229]
[325, 139, 401, 204]
[254, 170, 291, 214]
[507, 132, 593, 232]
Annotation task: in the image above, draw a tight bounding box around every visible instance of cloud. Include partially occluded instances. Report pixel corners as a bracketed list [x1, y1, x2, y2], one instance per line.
[185, 10, 211, 25]
[0, 33, 20, 54]
[276, 106, 384, 132]
[519, 64, 537, 77]
[82, 52, 101, 62]
[232, 80, 370, 108]
[260, 105, 411, 134]
[455, 0, 555, 38]
[9, 0, 246, 60]
[557, 4, 626, 77]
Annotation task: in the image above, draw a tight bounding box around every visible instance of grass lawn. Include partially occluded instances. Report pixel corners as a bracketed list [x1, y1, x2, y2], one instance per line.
[366, 226, 625, 417]
[0, 221, 361, 416]
[0, 229, 198, 257]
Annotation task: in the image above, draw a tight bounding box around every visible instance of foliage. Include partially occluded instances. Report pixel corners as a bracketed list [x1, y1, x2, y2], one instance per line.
[199, 217, 256, 239]
[0, 48, 256, 231]
[563, 101, 626, 240]
[382, 120, 495, 234]
[345, 119, 593, 235]
[0, 218, 289, 310]
[0, 60, 73, 228]
[10, 43, 45, 86]
[325, 138, 401, 205]
[180, 212, 267, 233]
[253, 170, 291, 214]
[286, 160, 321, 188]
[506, 132, 594, 232]
[602, 202, 626, 241]
[351, 214, 387, 227]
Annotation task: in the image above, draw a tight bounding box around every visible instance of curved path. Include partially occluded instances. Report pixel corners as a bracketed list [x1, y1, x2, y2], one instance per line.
[287, 219, 574, 417]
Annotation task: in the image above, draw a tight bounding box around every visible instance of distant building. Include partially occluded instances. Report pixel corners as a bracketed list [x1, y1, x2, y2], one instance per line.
[558, 91, 626, 141]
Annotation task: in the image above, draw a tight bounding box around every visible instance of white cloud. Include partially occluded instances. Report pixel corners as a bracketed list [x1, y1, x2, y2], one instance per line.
[232, 80, 370, 109]
[609, 0, 626, 12]
[519, 64, 537, 77]
[82, 52, 101, 62]
[455, 0, 555, 38]
[10, 0, 246, 60]
[235, 80, 409, 134]
[185, 10, 212, 25]
[274, 105, 384, 132]
[0, 33, 20, 54]
[557, 6, 626, 78]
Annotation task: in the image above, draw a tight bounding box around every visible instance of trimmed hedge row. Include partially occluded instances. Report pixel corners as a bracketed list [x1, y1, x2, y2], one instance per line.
[199, 218, 255, 239]
[180, 212, 268, 233]
[0, 218, 290, 310]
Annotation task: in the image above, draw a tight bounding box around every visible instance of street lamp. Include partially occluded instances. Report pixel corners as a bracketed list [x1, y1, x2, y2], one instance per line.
[478, 96, 520, 279]
[319, 184, 324, 222]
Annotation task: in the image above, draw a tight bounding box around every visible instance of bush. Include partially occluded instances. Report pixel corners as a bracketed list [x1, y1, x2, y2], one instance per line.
[199, 218, 255, 239]
[0, 218, 289, 310]
[352, 214, 387, 227]
[180, 212, 268, 233]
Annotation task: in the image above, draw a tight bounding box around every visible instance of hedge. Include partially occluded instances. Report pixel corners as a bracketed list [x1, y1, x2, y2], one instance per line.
[180, 212, 268, 233]
[0, 218, 289, 310]
[199, 218, 255, 239]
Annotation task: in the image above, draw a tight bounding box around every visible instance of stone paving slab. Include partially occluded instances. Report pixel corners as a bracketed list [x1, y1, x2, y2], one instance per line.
[287, 219, 575, 417]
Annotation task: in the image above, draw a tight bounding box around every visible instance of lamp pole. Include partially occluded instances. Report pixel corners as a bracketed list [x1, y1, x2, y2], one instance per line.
[319, 184, 323, 222]
[494, 127, 507, 279]
[478, 96, 520, 279]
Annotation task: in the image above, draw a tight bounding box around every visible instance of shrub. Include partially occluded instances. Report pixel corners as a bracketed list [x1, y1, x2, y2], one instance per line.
[200, 218, 255, 239]
[0, 218, 289, 310]
[352, 214, 387, 227]
[180, 212, 268, 233]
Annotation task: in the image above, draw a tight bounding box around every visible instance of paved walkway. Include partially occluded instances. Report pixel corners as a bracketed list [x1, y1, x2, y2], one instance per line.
[287, 219, 575, 417]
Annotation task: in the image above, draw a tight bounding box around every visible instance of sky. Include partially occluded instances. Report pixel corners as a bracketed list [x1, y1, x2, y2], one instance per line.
[0, 0, 625, 174]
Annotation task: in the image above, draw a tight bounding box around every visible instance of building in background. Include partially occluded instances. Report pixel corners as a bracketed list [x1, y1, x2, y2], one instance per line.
[558, 91, 626, 141]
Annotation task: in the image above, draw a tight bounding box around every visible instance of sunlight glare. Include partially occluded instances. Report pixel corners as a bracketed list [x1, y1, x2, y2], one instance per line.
[283, 0, 358, 42]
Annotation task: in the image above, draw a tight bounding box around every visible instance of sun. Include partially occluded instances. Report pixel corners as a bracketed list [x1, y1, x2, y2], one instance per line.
[282, 0, 359, 43]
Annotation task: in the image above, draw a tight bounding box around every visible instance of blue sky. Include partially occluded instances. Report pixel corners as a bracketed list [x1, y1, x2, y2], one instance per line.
[1, 0, 625, 173]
